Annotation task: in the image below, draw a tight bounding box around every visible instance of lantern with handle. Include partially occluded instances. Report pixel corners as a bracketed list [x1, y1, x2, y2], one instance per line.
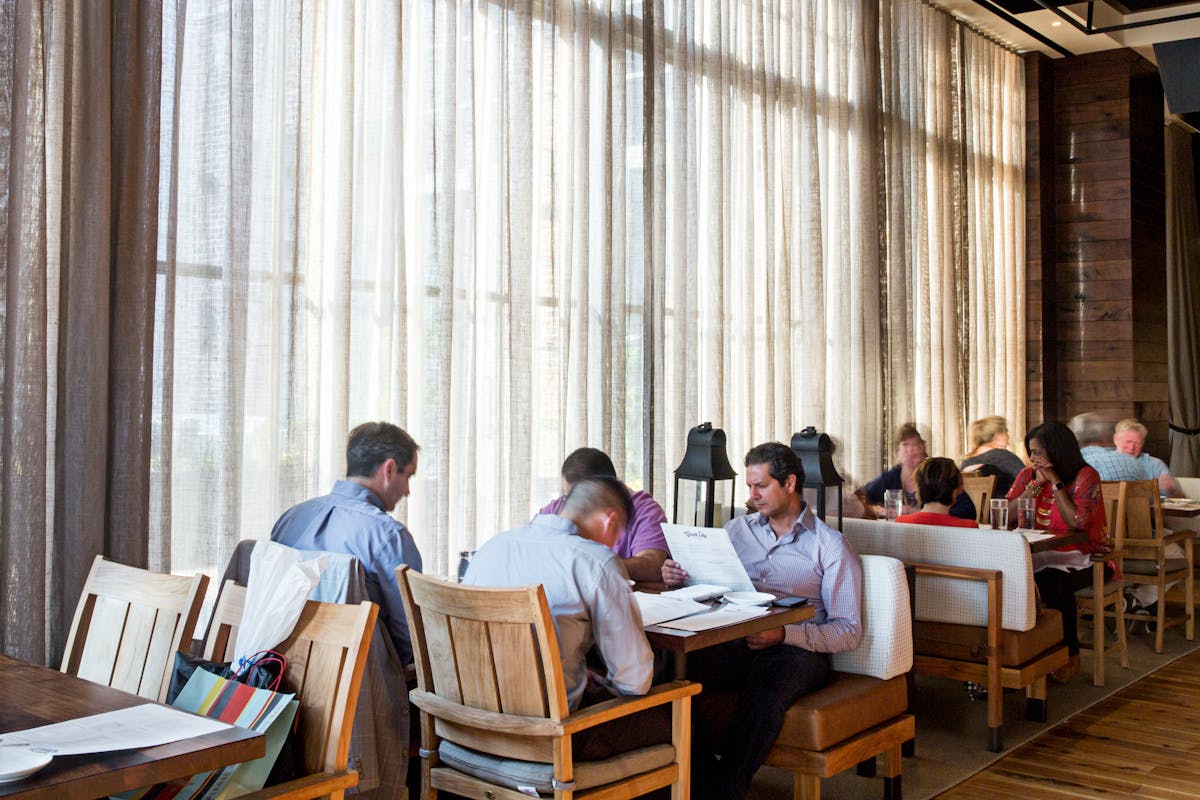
[790, 426, 844, 529]
[672, 423, 737, 528]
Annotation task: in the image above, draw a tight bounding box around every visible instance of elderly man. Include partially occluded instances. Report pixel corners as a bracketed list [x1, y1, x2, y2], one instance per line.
[271, 421, 423, 664]
[663, 442, 863, 800]
[466, 476, 665, 759]
[1070, 412, 1144, 482]
[539, 447, 670, 581]
[1113, 418, 1184, 498]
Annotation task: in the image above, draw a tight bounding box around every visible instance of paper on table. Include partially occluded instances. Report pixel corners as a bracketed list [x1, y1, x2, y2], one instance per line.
[1021, 531, 1057, 544]
[661, 524, 756, 592]
[635, 592, 712, 627]
[0, 704, 233, 755]
[657, 604, 771, 632]
[659, 583, 730, 602]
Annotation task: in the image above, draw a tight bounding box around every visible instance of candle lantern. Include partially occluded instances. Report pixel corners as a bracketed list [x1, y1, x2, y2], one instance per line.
[672, 422, 737, 528]
[790, 426, 844, 529]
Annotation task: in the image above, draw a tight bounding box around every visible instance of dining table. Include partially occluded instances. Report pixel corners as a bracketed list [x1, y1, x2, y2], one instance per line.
[643, 599, 816, 678]
[0, 654, 264, 800]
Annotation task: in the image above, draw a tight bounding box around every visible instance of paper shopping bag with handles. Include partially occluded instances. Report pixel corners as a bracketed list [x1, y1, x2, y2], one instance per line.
[114, 666, 298, 800]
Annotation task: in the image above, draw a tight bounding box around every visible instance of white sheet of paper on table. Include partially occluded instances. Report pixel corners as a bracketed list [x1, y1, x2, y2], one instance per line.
[0, 703, 233, 756]
[1020, 531, 1057, 544]
[655, 604, 772, 632]
[660, 524, 756, 592]
[635, 593, 713, 627]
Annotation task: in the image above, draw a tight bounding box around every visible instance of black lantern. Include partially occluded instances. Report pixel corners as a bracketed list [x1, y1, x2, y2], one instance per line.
[791, 427, 844, 529]
[673, 423, 737, 527]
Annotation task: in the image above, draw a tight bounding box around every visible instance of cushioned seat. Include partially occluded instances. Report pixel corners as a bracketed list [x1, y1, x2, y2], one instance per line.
[778, 673, 908, 752]
[914, 609, 1063, 666]
[438, 740, 675, 795]
[1124, 558, 1189, 574]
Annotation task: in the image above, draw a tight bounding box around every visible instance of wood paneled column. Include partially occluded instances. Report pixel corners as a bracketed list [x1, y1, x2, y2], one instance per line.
[1024, 49, 1167, 452]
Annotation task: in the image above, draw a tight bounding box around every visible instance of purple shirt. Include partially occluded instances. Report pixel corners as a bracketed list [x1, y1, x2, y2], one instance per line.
[539, 487, 670, 559]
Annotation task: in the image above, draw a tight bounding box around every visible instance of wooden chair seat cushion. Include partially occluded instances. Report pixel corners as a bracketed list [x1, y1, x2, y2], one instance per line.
[1122, 557, 1189, 576]
[914, 608, 1063, 666]
[1076, 580, 1121, 599]
[777, 672, 908, 752]
[436, 739, 676, 795]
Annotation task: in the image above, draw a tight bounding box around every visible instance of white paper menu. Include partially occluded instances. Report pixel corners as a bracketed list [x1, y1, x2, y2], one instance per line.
[0, 704, 233, 755]
[660, 523, 756, 593]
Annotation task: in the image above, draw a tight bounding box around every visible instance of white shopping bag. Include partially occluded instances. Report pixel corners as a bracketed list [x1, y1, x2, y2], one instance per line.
[233, 541, 325, 668]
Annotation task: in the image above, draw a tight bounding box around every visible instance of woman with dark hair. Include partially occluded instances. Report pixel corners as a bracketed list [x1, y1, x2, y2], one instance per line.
[896, 458, 978, 528]
[1005, 421, 1109, 683]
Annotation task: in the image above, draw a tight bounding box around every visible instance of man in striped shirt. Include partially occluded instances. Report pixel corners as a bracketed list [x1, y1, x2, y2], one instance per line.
[662, 441, 863, 800]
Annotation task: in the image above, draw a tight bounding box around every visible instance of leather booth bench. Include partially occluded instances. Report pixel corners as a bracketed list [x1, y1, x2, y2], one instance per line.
[842, 520, 1067, 752]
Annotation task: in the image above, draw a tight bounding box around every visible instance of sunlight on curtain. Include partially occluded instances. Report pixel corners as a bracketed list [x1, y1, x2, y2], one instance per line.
[152, 0, 1025, 577]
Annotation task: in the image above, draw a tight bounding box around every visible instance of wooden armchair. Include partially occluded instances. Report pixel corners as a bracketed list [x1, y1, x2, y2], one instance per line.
[61, 555, 208, 702]
[396, 565, 701, 800]
[1074, 491, 1128, 686]
[204, 582, 378, 800]
[1102, 479, 1195, 653]
[962, 474, 996, 525]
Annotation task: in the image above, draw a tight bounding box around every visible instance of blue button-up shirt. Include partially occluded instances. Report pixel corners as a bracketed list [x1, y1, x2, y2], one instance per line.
[271, 480, 423, 663]
[1081, 446, 1144, 481]
[725, 505, 863, 653]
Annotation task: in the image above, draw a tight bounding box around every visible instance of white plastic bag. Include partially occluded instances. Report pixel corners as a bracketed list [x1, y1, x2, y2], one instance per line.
[233, 541, 325, 668]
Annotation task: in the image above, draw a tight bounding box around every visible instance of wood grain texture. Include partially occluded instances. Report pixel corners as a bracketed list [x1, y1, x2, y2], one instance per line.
[0, 654, 263, 800]
[935, 650, 1200, 800]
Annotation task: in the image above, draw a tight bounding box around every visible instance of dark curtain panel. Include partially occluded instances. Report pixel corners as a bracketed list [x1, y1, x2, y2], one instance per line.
[1, 0, 161, 665]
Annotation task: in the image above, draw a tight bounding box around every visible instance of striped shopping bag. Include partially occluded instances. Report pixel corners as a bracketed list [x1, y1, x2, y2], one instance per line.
[116, 667, 298, 800]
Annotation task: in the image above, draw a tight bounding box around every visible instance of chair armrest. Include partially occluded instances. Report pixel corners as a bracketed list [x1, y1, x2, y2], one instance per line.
[411, 680, 701, 737]
[1163, 530, 1195, 546]
[559, 680, 701, 735]
[907, 561, 1001, 583]
[233, 770, 358, 800]
[1091, 548, 1126, 562]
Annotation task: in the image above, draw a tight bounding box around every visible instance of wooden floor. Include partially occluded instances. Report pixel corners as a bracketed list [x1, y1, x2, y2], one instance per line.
[936, 648, 1200, 799]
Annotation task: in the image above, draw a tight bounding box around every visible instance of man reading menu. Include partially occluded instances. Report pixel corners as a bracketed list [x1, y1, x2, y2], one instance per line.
[661, 441, 863, 800]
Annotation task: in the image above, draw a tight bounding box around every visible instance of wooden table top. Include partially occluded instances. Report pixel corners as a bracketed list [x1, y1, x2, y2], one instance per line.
[0, 654, 264, 800]
[644, 601, 815, 654]
[1162, 501, 1200, 519]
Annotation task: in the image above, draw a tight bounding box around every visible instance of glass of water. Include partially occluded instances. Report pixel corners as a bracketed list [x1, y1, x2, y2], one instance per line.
[884, 490, 904, 522]
[1015, 497, 1035, 531]
[989, 498, 1009, 530]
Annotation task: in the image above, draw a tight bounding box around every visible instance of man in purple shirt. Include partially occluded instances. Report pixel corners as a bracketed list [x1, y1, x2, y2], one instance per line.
[539, 447, 670, 582]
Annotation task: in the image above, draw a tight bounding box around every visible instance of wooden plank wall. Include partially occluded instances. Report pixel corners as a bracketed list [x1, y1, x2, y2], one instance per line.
[1024, 50, 1168, 455]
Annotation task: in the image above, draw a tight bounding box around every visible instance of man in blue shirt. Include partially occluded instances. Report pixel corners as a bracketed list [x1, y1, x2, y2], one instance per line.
[271, 421, 423, 664]
[1070, 412, 1144, 481]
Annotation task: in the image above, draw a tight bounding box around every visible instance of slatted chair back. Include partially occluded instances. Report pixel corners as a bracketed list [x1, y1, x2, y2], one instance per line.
[962, 474, 996, 525]
[402, 567, 571, 747]
[204, 582, 378, 798]
[61, 555, 208, 702]
[1103, 479, 1164, 551]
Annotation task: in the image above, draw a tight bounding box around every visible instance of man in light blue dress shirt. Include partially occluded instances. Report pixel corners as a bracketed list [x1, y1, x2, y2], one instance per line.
[464, 476, 662, 759]
[271, 421, 423, 664]
[1071, 412, 1144, 481]
[663, 442, 863, 800]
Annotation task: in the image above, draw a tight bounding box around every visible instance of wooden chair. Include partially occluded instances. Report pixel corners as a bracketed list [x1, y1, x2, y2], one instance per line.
[204, 581, 378, 800]
[1074, 488, 1127, 685]
[396, 565, 701, 800]
[61, 555, 208, 702]
[1102, 479, 1195, 653]
[962, 474, 996, 525]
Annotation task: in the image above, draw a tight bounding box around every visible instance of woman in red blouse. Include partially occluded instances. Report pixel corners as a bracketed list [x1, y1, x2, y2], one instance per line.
[1006, 421, 1109, 683]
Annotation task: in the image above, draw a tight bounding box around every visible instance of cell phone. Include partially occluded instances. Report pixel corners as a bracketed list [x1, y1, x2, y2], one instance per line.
[772, 596, 809, 608]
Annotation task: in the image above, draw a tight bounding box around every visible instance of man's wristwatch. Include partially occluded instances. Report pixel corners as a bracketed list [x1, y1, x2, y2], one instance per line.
[1053, 481, 1065, 492]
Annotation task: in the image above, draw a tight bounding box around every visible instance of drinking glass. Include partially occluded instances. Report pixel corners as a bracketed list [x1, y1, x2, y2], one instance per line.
[884, 490, 904, 522]
[989, 498, 1009, 530]
[1016, 497, 1035, 531]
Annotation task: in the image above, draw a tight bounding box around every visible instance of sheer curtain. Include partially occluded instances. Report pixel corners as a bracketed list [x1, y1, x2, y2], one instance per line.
[150, 0, 1026, 581]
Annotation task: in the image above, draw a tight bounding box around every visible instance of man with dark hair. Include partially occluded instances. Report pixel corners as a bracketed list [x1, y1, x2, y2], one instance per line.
[465, 476, 658, 758]
[271, 421, 423, 663]
[663, 441, 863, 800]
[539, 447, 671, 582]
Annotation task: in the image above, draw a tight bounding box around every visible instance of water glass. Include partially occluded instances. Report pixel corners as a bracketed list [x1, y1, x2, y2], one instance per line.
[1016, 497, 1035, 531]
[884, 490, 904, 522]
[989, 498, 1009, 530]
[456, 550, 476, 582]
